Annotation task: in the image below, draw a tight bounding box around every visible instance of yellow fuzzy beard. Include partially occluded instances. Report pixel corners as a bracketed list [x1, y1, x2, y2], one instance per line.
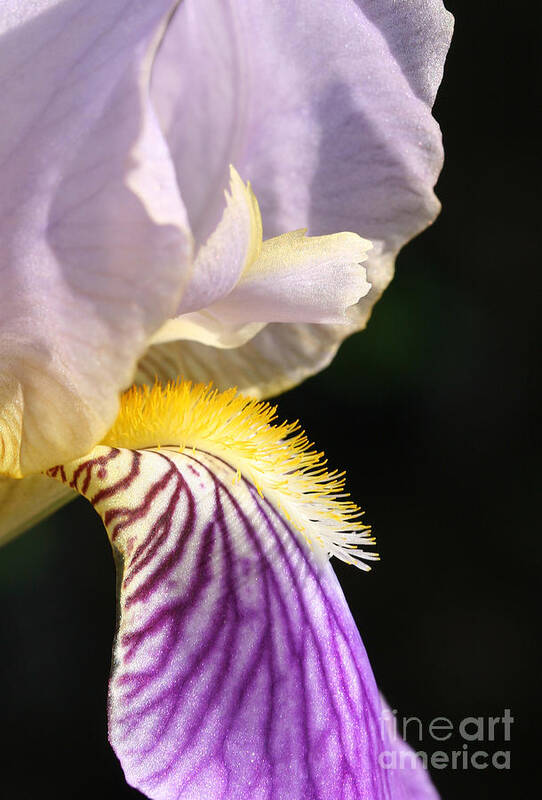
[102, 380, 378, 569]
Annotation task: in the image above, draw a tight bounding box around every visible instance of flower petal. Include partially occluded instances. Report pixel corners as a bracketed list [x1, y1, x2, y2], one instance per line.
[0, 0, 191, 476]
[380, 697, 440, 800]
[137, 319, 365, 399]
[151, 168, 370, 351]
[205, 229, 371, 327]
[0, 474, 75, 546]
[153, 0, 452, 244]
[153, 167, 262, 334]
[51, 445, 433, 800]
[150, 166, 265, 349]
[147, 0, 452, 396]
[149, 226, 370, 352]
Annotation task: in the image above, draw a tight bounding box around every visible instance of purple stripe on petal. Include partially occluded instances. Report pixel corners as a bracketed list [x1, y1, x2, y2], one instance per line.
[53, 446, 437, 800]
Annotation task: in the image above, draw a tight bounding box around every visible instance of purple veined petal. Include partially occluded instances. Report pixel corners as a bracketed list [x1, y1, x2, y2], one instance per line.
[0, 0, 191, 476]
[379, 698, 440, 800]
[143, 0, 453, 398]
[50, 444, 436, 800]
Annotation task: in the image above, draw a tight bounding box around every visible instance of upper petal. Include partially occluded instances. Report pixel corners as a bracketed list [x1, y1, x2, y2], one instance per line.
[207, 229, 371, 327]
[150, 166, 264, 348]
[152, 0, 452, 248]
[151, 169, 371, 352]
[145, 0, 452, 396]
[162, 166, 262, 322]
[0, 0, 191, 476]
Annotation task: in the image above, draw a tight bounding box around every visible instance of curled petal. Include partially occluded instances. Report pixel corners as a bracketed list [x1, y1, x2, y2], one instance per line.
[206, 229, 371, 327]
[137, 319, 367, 399]
[153, 0, 452, 244]
[152, 168, 370, 351]
[154, 166, 262, 330]
[151, 167, 265, 349]
[0, 0, 191, 475]
[51, 443, 434, 800]
[148, 0, 452, 395]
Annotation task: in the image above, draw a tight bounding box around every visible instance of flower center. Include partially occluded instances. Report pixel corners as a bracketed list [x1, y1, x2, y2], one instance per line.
[100, 380, 378, 569]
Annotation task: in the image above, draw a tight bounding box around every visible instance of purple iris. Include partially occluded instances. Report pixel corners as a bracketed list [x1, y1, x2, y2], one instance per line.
[0, 2, 453, 798]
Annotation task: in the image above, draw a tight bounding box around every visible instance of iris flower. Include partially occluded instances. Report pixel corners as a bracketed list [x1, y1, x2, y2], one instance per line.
[0, 1, 453, 798]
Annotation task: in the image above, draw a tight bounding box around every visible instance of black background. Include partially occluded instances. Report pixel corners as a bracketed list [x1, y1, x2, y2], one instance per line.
[0, 2, 538, 798]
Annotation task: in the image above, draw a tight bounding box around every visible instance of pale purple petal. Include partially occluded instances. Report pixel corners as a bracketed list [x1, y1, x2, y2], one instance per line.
[152, 169, 371, 351]
[205, 230, 371, 327]
[0, 0, 191, 475]
[152, 0, 452, 248]
[150, 167, 265, 349]
[146, 0, 453, 396]
[171, 167, 260, 319]
[152, 229, 370, 351]
[52, 445, 435, 800]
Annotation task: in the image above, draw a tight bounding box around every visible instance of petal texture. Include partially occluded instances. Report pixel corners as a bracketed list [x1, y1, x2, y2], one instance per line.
[137, 321, 361, 399]
[0, 0, 191, 476]
[153, 167, 262, 333]
[51, 445, 434, 800]
[380, 698, 440, 800]
[206, 229, 371, 327]
[151, 166, 264, 349]
[0, 474, 75, 546]
[153, 0, 452, 244]
[146, 0, 453, 395]
[151, 168, 371, 352]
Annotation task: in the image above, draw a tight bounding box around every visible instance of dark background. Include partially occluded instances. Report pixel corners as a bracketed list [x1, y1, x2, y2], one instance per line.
[0, 2, 537, 798]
